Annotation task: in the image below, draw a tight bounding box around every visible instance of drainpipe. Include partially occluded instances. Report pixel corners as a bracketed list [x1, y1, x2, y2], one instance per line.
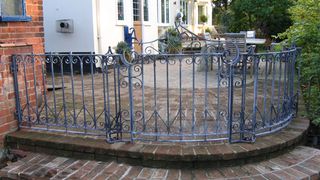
[95, 0, 103, 68]
[95, 0, 102, 54]
[141, 0, 145, 53]
[191, 0, 195, 32]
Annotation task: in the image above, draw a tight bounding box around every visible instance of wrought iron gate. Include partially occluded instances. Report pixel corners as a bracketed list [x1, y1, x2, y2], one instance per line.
[11, 23, 300, 143]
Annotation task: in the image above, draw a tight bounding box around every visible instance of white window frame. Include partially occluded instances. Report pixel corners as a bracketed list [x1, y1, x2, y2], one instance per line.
[180, 0, 189, 24]
[143, 0, 149, 22]
[117, 0, 125, 21]
[158, 0, 170, 25]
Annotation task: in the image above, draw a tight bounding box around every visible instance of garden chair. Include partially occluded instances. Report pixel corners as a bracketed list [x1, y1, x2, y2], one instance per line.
[224, 33, 254, 77]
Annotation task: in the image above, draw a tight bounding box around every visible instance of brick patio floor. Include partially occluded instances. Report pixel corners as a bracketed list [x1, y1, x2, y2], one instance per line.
[1, 146, 320, 179]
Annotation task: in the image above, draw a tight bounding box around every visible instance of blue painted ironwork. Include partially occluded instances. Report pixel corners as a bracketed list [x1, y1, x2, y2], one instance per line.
[11, 23, 301, 143]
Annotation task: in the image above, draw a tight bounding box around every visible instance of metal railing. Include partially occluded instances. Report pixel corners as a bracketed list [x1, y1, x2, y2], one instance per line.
[11, 24, 301, 143]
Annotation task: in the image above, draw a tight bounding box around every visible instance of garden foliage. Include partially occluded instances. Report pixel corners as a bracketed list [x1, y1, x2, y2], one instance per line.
[280, 0, 320, 125]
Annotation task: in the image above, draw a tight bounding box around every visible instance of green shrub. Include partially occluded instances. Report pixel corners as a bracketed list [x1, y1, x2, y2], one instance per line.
[199, 15, 208, 24]
[115, 41, 131, 62]
[280, 0, 320, 125]
[164, 27, 182, 53]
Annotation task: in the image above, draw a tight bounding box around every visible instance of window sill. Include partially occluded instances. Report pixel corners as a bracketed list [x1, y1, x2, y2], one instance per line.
[158, 23, 171, 27]
[0, 42, 30, 48]
[143, 21, 152, 26]
[0, 16, 32, 22]
[116, 20, 128, 26]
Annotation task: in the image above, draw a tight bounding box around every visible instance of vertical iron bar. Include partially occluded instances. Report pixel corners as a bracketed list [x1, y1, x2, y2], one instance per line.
[60, 55, 67, 132]
[277, 55, 282, 121]
[283, 53, 288, 105]
[215, 56, 221, 134]
[105, 56, 111, 136]
[90, 53, 97, 129]
[270, 55, 276, 125]
[204, 54, 209, 140]
[116, 57, 122, 140]
[80, 56, 87, 134]
[23, 57, 31, 127]
[113, 57, 118, 123]
[240, 54, 247, 140]
[166, 56, 170, 133]
[252, 56, 259, 139]
[263, 55, 268, 126]
[179, 56, 182, 137]
[290, 51, 296, 112]
[141, 56, 146, 132]
[41, 55, 48, 130]
[192, 55, 196, 135]
[31, 54, 40, 124]
[227, 64, 234, 143]
[113, 57, 119, 140]
[128, 64, 135, 142]
[12, 56, 22, 128]
[50, 53, 57, 124]
[153, 56, 158, 138]
[102, 56, 108, 132]
[69, 53, 76, 126]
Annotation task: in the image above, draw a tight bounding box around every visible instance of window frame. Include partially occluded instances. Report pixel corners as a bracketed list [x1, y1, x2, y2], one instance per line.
[0, 0, 31, 22]
[159, 0, 169, 24]
[180, 0, 188, 24]
[143, 0, 149, 22]
[117, 0, 124, 21]
[133, 0, 140, 21]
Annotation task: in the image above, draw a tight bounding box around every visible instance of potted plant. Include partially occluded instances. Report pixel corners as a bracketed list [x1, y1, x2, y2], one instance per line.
[165, 27, 182, 54]
[115, 41, 132, 62]
[199, 15, 208, 24]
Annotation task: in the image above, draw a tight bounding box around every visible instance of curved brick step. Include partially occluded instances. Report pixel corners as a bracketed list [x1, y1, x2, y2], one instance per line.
[5, 115, 309, 168]
[1, 146, 320, 179]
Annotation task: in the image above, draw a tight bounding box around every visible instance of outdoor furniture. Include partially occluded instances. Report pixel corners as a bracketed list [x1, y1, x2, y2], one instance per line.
[224, 33, 247, 54]
[240, 30, 256, 39]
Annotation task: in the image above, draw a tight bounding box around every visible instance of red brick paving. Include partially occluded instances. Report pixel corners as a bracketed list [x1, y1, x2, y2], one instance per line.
[0, 146, 319, 180]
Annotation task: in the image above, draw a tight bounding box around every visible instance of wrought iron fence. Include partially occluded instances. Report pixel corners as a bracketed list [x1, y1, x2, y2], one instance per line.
[11, 24, 301, 143]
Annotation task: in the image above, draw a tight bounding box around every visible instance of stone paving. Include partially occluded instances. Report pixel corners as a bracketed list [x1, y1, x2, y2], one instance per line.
[0, 146, 319, 179]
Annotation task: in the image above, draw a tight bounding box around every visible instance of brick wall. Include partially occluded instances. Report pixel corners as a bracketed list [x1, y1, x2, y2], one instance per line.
[0, 0, 44, 147]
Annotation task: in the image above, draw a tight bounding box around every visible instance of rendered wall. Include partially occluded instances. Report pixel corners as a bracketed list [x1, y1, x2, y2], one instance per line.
[43, 0, 96, 52]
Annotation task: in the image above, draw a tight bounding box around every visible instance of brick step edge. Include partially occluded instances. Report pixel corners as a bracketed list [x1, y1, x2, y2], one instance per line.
[5, 116, 309, 168]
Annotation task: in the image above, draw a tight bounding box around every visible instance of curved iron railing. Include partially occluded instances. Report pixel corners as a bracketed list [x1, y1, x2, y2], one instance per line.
[11, 23, 301, 143]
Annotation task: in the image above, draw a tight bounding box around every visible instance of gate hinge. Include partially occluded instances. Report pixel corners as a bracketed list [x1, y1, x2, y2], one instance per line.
[13, 110, 18, 120]
[13, 109, 22, 121]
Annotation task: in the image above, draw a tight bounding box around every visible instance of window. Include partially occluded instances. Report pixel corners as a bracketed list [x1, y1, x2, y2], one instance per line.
[143, 0, 148, 21]
[117, 0, 124, 20]
[160, 0, 169, 23]
[180, 0, 188, 24]
[133, 0, 140, 21]
[0, 0, 31, 21]
[198, 5, 204, 23]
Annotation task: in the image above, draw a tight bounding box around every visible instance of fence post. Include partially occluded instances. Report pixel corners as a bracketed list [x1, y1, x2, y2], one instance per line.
[227, 63, 234, 143]
[128, 63, 135, 142]
[11, 55, 22, 129]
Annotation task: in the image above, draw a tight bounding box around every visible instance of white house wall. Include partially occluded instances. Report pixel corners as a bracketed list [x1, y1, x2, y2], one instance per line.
[99, 0, 132, 53]
[98, 0, 159, 53]
[43, 0, 96, 52]
[141, 0, 159, 52]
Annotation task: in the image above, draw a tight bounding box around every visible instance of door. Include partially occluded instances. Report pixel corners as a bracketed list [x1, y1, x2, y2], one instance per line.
[133, 0, 142, 53]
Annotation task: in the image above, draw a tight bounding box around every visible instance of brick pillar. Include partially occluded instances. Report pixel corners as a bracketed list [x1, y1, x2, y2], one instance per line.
[0, 44, 34, 147]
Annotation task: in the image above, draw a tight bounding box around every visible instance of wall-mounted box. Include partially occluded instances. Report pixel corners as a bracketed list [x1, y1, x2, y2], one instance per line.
[56, 19, 74, 33]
